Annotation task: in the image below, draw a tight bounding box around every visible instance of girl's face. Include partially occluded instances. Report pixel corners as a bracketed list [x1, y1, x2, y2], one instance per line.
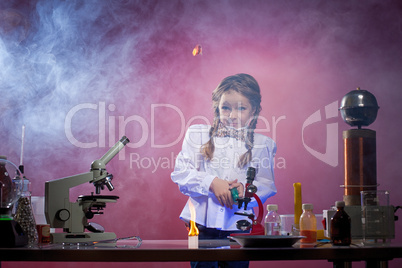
[218, 90, 255, 128]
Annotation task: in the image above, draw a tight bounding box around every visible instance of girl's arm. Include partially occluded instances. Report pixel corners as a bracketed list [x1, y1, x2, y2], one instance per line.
[171, 125, 215, 197]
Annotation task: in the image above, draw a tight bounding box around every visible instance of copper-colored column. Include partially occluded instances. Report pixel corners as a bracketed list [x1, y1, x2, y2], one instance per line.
[343, 129, 377, 206]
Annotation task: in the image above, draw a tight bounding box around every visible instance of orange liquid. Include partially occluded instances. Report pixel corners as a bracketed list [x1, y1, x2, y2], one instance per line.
[300, 230, 317, 243]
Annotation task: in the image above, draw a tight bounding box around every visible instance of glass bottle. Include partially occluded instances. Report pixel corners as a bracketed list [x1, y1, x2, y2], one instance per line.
[14, 177, 38, 246]
[330, 201, 351, 246]
[299, 203, 317, 243]
[265, 204, 281, 235]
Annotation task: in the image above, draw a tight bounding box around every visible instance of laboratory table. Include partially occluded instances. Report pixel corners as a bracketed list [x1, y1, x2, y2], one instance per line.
[1, 239, 402, 268]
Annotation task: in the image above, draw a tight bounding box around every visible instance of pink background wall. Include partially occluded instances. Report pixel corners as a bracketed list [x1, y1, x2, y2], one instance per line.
[1, 0, 402, 267]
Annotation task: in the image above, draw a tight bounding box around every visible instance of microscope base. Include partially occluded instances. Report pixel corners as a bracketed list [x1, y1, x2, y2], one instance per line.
[50, 232, 116, 245]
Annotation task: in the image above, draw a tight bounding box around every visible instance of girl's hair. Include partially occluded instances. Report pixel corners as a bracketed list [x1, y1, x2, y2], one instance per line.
[200, 73, 262, 168]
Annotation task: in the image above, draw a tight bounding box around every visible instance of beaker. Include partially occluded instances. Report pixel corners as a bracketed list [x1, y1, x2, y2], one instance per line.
[361, 190, 394, 246]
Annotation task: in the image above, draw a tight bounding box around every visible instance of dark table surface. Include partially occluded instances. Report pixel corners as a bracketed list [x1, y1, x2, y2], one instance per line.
[1, 239, 402, 263]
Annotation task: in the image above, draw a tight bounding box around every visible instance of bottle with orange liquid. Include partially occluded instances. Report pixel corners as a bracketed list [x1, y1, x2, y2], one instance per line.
[299, 203, 317, 244]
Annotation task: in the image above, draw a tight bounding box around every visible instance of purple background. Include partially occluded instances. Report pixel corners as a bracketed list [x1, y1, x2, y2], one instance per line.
[1, 0, 402, 267]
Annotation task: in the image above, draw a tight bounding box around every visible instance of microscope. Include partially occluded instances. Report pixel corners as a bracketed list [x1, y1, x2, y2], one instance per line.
[231, 167, 265, 236]
[45, 136, 129, 244]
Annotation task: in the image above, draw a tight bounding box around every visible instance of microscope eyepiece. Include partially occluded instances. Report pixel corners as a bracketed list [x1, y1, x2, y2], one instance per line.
[120, 136, 130, 145]
[100, 136, 130, 165]
[246, 167, 256, 180]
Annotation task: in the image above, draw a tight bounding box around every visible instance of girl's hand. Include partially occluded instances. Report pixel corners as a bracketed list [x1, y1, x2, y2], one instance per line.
[210, 177, 234, 209]
[229, 179, 244, 198]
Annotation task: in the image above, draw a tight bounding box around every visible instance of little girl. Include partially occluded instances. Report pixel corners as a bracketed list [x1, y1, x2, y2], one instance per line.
[171, 73, 277, 268]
